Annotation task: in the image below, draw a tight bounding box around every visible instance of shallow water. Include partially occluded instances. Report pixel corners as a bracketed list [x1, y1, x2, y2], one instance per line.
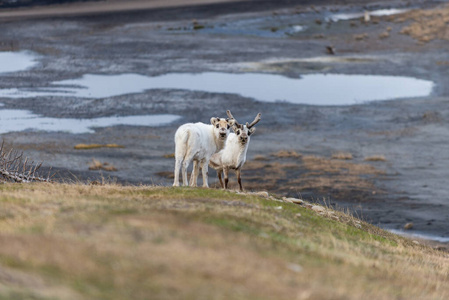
[0, 72, 434, 106]
[0, 51, 38, 73]
[0, 109, 181, 134]
[388, 229, 449, 243]
[328, 8, 408, 22]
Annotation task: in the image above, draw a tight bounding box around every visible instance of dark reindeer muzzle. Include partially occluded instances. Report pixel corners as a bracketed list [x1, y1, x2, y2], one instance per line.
[219, 129, 227, 138]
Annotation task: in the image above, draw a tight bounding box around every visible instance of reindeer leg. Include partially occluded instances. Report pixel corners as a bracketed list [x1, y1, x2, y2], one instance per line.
[181, 159, 191, 186]
[190, 160, 199, 187]
[236, 169, 243, 192]
[201, 159, 209, 188]
[217, 169, 224, 188]
[223, 167, 229, 189]
[182, 151, 195, 186]
[173, 157, 182, 187]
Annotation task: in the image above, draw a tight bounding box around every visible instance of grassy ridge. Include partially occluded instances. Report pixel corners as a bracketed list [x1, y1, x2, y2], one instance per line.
[0, 183, 447, 299]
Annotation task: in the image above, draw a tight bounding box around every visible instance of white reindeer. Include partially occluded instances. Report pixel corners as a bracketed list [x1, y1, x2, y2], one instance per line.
[173, 117, 230, 187]
[209, 110, 261, 191]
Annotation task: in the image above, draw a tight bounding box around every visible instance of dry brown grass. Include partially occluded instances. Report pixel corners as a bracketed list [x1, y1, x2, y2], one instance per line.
[253, 154, 268, 161]
[74, 143, 124, 150]
[0, 184, 447, 300]
[239, 153, 384, 197]
[302, 155, 380, 175]
[271, 150, 301, 158]
[88, 159, 118, 171]
[331, 152, 353, 160]
[364, 155, 387, 162]
[389, 5, 449, 42]
[163, 153, 175, 159]
[156, 171, 175, 179]
[298, 155, 382, 193]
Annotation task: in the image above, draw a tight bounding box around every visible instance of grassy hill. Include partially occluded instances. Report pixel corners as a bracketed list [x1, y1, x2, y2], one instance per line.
[0, 183, 447, 300]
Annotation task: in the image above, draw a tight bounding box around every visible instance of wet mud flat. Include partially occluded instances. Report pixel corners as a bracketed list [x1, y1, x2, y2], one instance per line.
[0, 0, 449, 243]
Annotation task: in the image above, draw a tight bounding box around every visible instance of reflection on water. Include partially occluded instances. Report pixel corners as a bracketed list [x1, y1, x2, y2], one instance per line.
[0, 51, 38, 73]
[0, 109, 181, 134]
[328, 8, 408, 22]
[0, 72, 434, 106]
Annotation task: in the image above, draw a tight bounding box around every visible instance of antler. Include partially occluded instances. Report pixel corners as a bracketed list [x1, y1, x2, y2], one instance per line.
[0, 141, 53, 183]
[246, 113, 261, 129]
[226, 110, 242, 129]
[226, 110, 235, 120]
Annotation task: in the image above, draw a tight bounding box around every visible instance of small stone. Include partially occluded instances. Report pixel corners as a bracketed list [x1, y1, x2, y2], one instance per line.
[355, 223, 362, 229]
[283, 197, 304, 204]
[404, 222, 414, 230]
[254, 191, 269, 198]
[295, 213, 302, 218]
[287, 263, 303, 273]
[259, 232, 269, 239]
[412, 240, 420, 245]
[274, 206, 283, 210]
[311, 205, 325, 213]
[269, 196, 283, 202]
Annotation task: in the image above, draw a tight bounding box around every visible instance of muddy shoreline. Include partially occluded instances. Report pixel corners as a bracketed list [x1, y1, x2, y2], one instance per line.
[0, 0, 449, 243]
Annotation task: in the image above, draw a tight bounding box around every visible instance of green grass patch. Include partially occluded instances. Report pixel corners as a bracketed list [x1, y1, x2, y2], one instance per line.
[0, 184, 446, 300]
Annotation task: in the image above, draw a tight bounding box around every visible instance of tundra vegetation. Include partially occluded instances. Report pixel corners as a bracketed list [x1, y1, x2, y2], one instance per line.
[0, 183, 447, 300]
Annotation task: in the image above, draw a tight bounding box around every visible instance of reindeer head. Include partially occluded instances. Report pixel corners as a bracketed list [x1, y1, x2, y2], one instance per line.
[210, 117, 231, 141]
[226, 110, 261, 145]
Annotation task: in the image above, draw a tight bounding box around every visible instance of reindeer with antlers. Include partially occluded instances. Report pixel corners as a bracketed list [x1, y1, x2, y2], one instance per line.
[209, 110, 261, 191]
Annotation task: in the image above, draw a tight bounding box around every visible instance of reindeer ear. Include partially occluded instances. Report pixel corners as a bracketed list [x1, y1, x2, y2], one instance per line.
[248, 127, 256, 136]
[210, 117, 218, 125]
